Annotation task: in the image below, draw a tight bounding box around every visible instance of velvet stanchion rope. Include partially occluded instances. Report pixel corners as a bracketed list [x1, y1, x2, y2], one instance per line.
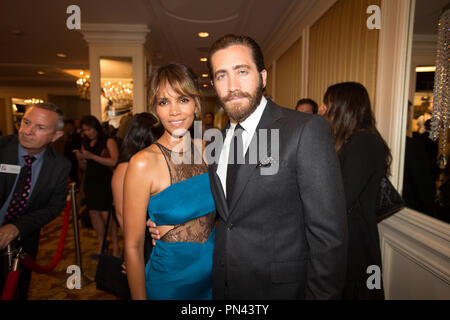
[1, 200, 72, 300]
[0, 270, 20, 300]
[22, 200, 72, 273]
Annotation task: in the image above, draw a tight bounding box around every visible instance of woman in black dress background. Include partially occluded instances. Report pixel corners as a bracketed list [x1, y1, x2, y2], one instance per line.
[76, 115, 119, 257]
[322, 82, 391, 299]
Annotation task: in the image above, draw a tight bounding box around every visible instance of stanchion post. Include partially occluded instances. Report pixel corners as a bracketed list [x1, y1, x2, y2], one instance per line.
[70, 182, 91, 288]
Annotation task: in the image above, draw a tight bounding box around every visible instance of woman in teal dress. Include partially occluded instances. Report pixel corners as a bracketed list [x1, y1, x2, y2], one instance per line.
[123, 63, 216, 300]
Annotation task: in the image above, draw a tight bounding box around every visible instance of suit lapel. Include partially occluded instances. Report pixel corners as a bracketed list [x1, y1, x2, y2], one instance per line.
[0, 137, 20, 207]
[228, 100, 283, 215]
[208, 125, 230, 221]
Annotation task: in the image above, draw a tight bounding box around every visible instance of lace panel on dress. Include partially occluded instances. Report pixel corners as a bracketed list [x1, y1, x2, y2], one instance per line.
[155, 143, 216, 243]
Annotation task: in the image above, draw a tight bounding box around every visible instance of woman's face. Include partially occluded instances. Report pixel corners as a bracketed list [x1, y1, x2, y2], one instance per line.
[82, 124, 98, 140]
[155, 83, 197, 137]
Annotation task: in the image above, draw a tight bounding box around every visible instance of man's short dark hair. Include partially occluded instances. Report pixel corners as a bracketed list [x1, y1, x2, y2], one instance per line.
[296, 98, 318, 114]
[207, 34, 266, 79]
[64, 119, 75, 126]
[204, 112, 214, 119]
[27, 103, 65, 131]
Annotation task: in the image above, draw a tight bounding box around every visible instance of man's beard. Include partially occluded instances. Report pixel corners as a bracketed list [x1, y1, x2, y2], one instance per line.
[220, 76, 264, 123]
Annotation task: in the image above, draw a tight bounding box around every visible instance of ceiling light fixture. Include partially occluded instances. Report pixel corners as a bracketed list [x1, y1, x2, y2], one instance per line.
[37, 71, 45, 75]
[200, 57, 208, 62]
[198, 32, 209, 38]
[202, 74, 208, 78]
[56, 53, 67, 58]
[416, 66, 436, 72]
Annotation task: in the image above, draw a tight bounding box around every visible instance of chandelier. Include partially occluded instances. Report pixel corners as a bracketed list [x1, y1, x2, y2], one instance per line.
[76, 71, 90, 100]
[24, 98, 44, 104]
[102, 81, 133, 118]
[430, 6, 450, 170]
[103, 81, 133, 104]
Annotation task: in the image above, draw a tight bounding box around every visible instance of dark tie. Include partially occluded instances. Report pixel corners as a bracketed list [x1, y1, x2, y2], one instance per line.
[4, 155, 36, 224]
[226, 124, 244, 205]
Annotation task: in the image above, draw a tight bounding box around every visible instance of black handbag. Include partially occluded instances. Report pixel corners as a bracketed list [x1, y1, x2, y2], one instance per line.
[376, 176, 405, 222]
[94, 208, 131, 299]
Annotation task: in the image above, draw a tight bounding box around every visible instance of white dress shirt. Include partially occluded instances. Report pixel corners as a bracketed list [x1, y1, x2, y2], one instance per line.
[216, 96, 268, 197]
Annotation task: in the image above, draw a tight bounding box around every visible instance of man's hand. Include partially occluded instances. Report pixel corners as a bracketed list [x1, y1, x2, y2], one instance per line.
[146, 219, 160, 246]
[0, 224, 20, 250]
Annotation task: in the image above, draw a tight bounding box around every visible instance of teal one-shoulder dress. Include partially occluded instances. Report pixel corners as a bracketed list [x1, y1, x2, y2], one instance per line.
[145, 143, 216, 300]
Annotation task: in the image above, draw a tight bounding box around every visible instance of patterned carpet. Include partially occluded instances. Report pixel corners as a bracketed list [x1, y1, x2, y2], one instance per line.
[26, 205, 123, 300]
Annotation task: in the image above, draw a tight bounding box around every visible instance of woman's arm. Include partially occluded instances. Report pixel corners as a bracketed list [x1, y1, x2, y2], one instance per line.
[123, 151, 154, 300]
[112, 162, 128, 231]
[83, 138, 119, 167]
[75, 145, 87, 171]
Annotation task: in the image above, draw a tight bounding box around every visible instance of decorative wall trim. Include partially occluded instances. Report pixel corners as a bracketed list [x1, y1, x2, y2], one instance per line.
[374, 0, 413, 189]
[81, 23, 150, 45]
[379, 209, 450, 299]
[301, 27, 310, 98]
[163, 10, 239, 24]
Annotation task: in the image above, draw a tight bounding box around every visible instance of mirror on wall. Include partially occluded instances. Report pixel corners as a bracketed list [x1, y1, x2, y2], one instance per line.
[100, 56, 133, 128]
[403, 0, 449, 223]
[11, 97, 44, 134]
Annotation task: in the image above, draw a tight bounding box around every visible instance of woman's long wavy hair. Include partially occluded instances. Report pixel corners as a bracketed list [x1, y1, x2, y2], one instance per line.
[80, 115, 107, 152]
[118, 112, 163, 164]
[323, 82, 392, 175]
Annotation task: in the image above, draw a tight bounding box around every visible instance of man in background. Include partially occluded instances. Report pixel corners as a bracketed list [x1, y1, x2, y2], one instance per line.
[296, 98, 318, 114]
[203, 112, 216, 132]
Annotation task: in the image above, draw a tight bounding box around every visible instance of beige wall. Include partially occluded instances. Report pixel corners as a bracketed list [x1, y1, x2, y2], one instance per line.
[266, 65, 274, 100]
[47, 95, 91, 121]
[308, 0, 380, 106]
[0, 98, 7, 136]
[266, 0, 380, 111]
[275, 38, 302, 109]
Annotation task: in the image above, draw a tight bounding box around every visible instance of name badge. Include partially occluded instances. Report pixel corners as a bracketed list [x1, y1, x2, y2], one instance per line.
[0, 164, 21, 174]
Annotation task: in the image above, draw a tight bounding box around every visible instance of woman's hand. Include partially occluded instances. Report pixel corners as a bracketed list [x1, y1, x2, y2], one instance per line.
[80, 150, 95, 160]
[75, 150, 85, 161]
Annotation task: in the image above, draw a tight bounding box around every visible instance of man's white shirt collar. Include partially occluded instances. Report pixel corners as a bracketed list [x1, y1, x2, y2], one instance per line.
[216, 96, 268, 196]
[229, 95, 268, 141]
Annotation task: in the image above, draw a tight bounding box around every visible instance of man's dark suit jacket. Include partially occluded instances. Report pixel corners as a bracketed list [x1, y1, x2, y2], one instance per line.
[0, 135, 71, 258]
[209, 99, 348, 299]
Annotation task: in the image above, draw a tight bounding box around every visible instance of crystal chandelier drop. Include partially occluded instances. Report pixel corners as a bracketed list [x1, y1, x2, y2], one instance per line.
[430, 7, 450, 170]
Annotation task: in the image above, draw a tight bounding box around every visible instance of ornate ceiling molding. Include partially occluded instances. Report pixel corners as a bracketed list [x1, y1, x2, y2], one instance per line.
[81, 23, 150, 45]
[163, 9, 239, 24]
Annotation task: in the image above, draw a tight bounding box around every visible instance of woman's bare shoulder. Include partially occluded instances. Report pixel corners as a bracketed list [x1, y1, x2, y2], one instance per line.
[113, 162, 128, 178]
[129, 144, 163, 170]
